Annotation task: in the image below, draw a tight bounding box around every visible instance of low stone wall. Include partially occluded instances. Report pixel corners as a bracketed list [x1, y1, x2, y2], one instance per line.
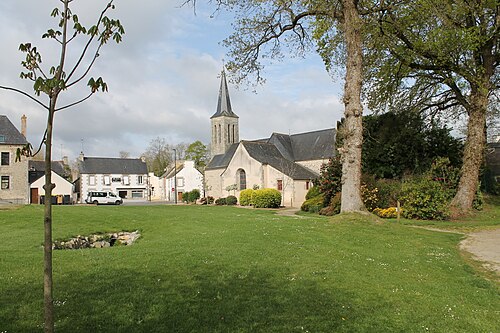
[53, 231, 140, 250]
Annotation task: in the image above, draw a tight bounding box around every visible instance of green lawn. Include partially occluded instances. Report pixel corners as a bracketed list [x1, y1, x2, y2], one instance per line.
[0, 204, 498, 332]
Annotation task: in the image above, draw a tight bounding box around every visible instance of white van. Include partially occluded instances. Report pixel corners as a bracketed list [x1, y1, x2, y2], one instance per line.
[85, 191, 123, 205]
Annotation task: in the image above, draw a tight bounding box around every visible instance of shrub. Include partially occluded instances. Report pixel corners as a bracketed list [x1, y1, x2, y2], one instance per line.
[373, 207, 400, 219]
[188, 189, 201, 203]
[226, 195, 238, 205]
[215, 197, 226, 206]
[301, 194, 324, 213]
[200, 196, 214, 205]
[316, 156, 342, 205]
[361, 184, 379, 211]
[400, 177, 452, 220]
[253, 188, 281, 208]
[182, 192, 189, 203]
[319, 192, 341, 216]
[305, 186, 321, 200]
[239, 189, 254, 206]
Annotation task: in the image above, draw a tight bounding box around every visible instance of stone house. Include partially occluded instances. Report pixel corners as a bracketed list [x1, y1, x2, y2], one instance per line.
[78, 154, 148, 203]
[0, 115, 29, 204]
[160, 160, 204, 202]
[205, 71, 336, 207]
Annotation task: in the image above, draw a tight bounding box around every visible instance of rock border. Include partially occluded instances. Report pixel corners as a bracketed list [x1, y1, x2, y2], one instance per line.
[53, 231, 140, 250]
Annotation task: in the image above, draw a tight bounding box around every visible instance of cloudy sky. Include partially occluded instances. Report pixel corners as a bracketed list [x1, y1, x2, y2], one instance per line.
[0, 0, 344, 161]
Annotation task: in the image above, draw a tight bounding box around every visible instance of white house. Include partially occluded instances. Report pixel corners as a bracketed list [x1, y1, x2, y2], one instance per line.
[205, 70, 336, 207]
[161, 160, 204, 202]
[78, 154, 148, 203]
[30, 171, 74, 204]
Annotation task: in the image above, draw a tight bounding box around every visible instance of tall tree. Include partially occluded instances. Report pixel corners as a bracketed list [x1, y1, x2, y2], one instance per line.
[0, 2, 124, 332]
[142, 137, 172, 176]
[185, 140, 209, 169]
[366, 0, 499, 216]
[186, 0, 373, 212]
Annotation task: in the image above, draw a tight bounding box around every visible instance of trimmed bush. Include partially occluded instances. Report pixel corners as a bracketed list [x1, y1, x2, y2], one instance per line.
[253, 188, 281, 208]
[239, 189, 254, 206]
[215, 197, 226, 206]
[226, 195, 238, 205]
[201, 196, 214, 205]
[301, 194, 324, 213]
[373, 207, 400, 218]
[182, 192, 189, 203]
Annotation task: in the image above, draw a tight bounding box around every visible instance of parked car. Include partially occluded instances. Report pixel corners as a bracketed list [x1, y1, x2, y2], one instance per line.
[85, 191, 123, 205]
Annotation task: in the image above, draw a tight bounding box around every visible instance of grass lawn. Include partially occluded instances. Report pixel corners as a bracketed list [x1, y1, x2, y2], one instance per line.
[0, 203, 499, 332]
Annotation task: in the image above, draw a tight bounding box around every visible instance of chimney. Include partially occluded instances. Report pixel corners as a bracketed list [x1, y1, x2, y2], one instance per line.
[79, 152, 84, 162]
[21, 114, 27, 137]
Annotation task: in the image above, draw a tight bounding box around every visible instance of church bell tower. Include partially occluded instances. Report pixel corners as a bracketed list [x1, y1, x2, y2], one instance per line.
[210, 69, 239, 156]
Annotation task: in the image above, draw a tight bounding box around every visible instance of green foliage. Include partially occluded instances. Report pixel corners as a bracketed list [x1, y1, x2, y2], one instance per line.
[182, 192, 189, 203]
[301, 194, 324, 213]
[239, 189, 255, 206]
[320, 192, 341, 216]
[188, 189, 201, 203]
[361, 184, 379, 212]
[305, 186, 321, 200]
[316, 156, 342, 205]
[362, 113, 463, 179]
[252, 188, 281, 208]
[185, 141, 209, 169]
[226, 195, 238, 205]
[215, 197, 226, 206]
[400, 177, 452, 220]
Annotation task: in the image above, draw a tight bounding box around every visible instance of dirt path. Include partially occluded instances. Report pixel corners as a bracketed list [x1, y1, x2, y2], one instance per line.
[459, 228, 500, 276]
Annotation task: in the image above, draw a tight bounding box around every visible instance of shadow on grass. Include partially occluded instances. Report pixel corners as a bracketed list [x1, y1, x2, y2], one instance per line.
[2, 266, 380, 333]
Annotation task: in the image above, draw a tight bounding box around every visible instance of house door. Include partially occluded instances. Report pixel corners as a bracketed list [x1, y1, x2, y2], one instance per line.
[177, 192, 183, 202]
[30, 188, 39, 204]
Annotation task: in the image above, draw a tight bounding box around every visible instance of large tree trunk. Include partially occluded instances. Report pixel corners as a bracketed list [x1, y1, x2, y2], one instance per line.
[44, 107, 56, 333]
[450, 87, 487, 218]
[340, 0, 366, 213]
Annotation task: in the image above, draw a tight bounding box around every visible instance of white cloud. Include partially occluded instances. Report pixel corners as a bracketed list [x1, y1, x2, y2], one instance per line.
[0, 0, 344, 161]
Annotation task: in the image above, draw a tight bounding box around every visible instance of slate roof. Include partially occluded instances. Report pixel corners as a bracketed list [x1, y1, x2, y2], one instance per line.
[242, 141, 317, 180]
[0, 115, 28, 145]
[79, 157, 147, 174]
[211, 70, 238, 119]
[206, 128, 335, 180]
[29, 160, 71, 183]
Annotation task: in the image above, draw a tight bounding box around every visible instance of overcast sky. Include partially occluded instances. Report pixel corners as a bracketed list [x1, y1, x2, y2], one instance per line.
[0, 0, 344, 161]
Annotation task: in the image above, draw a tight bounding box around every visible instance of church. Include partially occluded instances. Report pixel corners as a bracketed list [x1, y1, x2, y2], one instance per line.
[204, 70, 336, 208]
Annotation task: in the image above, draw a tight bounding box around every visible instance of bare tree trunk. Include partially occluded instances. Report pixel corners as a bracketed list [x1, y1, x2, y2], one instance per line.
[450, 87, 487, 217]
[43, 107, 55, 333]
[340, 0, 366, 213]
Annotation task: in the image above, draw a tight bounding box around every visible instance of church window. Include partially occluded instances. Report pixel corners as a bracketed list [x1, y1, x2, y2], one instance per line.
[218, 124, 221, 144]
[232, 125, 236, 143]
[228, 124, 231, 143]
[277, 179, 283, 191]
[237, 169, 246, 190]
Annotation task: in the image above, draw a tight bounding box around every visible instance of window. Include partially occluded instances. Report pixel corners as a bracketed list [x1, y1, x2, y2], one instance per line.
[89, 175, 96, 186]
[123, 176, 130, 185]
[0, 135, 5, 143]
[1, 176, 9, 189]
[138, 175, 144, 185]
[1, 152, 9, 166]
[238, 169, 246, 190]
[176, 177, 184, 187]
[131, 190, 143, 198]
[112, 177, 121, 183]
[277, 179, 283, 191]
[218, 124, 221, 143]
[306, 181, 310, 190]
[104, 176, 111, 185]
[228, 124, 231, 143]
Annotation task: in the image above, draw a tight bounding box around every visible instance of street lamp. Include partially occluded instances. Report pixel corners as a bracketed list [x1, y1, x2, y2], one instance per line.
[173, 148, 177, 204]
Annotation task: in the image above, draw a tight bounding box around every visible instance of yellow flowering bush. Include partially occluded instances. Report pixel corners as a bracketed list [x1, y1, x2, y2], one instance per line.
[373, 207, 401, 219]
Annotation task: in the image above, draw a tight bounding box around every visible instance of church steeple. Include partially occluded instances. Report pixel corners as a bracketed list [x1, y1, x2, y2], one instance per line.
[211, 69, 239, 156]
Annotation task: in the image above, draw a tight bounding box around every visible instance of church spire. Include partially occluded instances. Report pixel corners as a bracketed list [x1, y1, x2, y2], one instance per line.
[210, 68, 240, 156]
[211, 69, 238, 119]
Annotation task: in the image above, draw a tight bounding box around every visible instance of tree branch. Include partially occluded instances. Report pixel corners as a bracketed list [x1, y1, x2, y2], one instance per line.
[0, 86, 49, 110]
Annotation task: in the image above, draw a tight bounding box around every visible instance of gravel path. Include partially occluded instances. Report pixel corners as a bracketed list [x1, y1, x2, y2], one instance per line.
[460, 228, 500, 276]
